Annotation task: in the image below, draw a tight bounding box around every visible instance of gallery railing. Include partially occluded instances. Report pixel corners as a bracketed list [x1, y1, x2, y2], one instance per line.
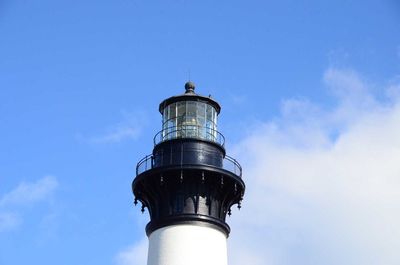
[153, 125, 225, 147]
[136, 152, 242, 178]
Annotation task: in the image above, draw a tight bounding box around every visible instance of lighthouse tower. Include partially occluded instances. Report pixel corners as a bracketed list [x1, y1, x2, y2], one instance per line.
[132, 82, 245, 265]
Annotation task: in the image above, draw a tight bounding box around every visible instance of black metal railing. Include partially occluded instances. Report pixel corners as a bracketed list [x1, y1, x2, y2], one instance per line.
[136, 152, 242, 178]
[153, 125, 225, 147]
[223, 155, 242, 177]
[136, 154, 154, 176]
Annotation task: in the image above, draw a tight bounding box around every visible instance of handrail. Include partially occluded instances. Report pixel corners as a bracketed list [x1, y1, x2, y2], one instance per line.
[224, 155, 242, 177]
[136, 154, 153, 176]
[136, 152, 242, 178]
[153, 125, 225, 147]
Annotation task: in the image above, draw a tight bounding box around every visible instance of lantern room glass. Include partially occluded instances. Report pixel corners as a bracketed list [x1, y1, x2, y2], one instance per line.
[162, 101, 217, 142]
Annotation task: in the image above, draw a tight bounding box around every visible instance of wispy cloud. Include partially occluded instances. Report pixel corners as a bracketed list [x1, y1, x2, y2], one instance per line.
[229, 93, 248, 106]
[115, 238, 148, 265]
[88, 111, 147, 144]
[0, 176, 58, 207]
[0, 176, 58, 232]
[90, 126, 141, 144]
[0, 212, 21, 232]
[324, 68, 376, 109]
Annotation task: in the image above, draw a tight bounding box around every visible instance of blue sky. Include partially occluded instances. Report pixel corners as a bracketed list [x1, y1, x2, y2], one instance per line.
[1, 1, 400, 265]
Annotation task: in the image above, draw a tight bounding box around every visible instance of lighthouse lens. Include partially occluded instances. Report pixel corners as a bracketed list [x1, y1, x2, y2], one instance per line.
[162, 101, 218, 143]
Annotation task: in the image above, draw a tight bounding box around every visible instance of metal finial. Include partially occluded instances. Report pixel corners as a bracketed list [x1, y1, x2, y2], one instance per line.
[184, 81, 195, 94]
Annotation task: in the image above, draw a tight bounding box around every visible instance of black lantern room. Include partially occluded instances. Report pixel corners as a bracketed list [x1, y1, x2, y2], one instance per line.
[132, 82, 245, 237]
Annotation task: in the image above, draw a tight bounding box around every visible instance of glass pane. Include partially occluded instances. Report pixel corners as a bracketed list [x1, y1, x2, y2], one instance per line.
[162, 106, 168, 140]
[205, 104, 215, 142]
[167, 119, 176, 139]
[186, 101, 197, 124]
[185, 101, 197, 137]
[162, 121, 167, 137]
[206, 119, 213, 141]
[177, 102, 185, 118]
[177, 102, 185, 127]
[212, 108, 217, 126]
[197, 103, 206, 139]
[172, 102, 184, 138]
[163, 106, 169, 125]
[197, 102, 206, 126]
[206, 104, 212, 123]
[176, 116, 183, 138]
[169, 103, 176, 119]
[198, 121, 206, 138]
[212, 108, 217, 138]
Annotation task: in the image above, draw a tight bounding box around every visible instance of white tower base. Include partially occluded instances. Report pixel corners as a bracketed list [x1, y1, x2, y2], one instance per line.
[147, 224, 228, 265]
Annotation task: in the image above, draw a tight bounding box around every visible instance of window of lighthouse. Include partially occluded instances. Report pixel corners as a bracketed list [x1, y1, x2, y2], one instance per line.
[196, 102, 206, 139]
[162, 101, 218, 143]
[176, 102, 186, 138]
[162, 105, 169, 139]
[162, 103, 176, 140]
[206, 104, 217, 141]
[186, 101, 197, 138]
[169, 103, 177, 139]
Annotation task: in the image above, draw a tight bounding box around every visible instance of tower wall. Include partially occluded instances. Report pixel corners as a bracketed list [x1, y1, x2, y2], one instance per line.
[147, 225, 227, 265]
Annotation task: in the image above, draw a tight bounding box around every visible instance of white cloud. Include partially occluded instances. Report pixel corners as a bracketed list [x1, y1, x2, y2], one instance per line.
[115, 237, 148, 265]
[0, 176, 58, 232]
[90, 126, 141, 144]
[89, 111, 147, 144]
[228, 68, 400, 265]
[0, 212, 22, 232]
[0, 175, 58, 207]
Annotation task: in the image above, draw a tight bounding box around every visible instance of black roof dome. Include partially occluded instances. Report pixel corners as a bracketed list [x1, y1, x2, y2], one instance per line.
[158, 82, 221, 114]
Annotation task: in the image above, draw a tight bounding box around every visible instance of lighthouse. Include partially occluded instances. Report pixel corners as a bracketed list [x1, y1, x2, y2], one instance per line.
[132, 82, 245, 265]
